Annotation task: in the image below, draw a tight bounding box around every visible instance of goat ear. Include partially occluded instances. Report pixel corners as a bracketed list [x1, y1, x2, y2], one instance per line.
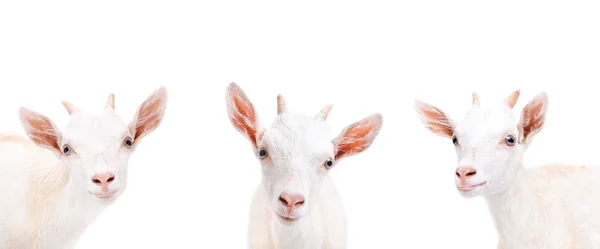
[414, 99, 454, 138]
[129, 86, 168, 145]
[226, 83, 261, 149]
[518, 92, 548, 145]
[332, 113, 383, 161]
[18, 107, 62, 154]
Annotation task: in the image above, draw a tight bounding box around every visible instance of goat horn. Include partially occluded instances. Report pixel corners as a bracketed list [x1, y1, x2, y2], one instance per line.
[61, 101, 80, 115]
[105, 93, 115, 110]
[277, 94, 287, 115]
[472, 93, 480, 106]
[504, 90, 520, 109]
[315, 104, 333, 121]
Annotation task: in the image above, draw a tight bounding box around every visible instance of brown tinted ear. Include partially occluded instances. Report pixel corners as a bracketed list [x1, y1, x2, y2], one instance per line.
[333, 113, 383, 161]
[414, 100, 454, 138]
[129, 86, 168, 144]
[518, 92, 548, 144]
[18, 107, 62, 154]
[226, 83, 260, 149]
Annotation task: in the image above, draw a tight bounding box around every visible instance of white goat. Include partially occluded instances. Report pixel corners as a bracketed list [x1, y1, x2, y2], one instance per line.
[0, 87, 168, 249]
[226, 83, 383, 249]
[415, 90, 600, 249]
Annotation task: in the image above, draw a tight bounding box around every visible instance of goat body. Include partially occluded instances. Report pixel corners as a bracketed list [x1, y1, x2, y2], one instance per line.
[0, 135, 110, 249]
[491, 163, 600, 249]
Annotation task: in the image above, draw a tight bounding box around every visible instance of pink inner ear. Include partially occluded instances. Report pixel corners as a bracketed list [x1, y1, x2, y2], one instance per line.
[334, 127, 368, 160]
[521, 98, 547, 142]
[334, 114, 382, 161]
[132, 88, 167, 142]
[417, 103, 453, 137]
[21, 109, 61, 152]
[231, 94, 258, 147]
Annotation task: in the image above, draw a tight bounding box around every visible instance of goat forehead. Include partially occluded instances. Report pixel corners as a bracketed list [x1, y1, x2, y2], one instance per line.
[265, 113, 334, 158]
[63, 112, 128, 147]
[456, 106, 517, 139]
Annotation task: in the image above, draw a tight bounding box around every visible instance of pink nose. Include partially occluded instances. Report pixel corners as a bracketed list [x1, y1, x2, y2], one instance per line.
[456, 167, 477, 180]
[279, 193, 305, 209]
[92, 173, 115, 188]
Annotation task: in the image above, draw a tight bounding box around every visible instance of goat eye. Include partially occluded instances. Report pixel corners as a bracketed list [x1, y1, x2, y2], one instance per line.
[258, 148, 268, 159]
[324, 159, 334, 169]
[505, 135, 516, 146]
[452, 136, 459, 145]
[124, 137, 134, 148]
[62, 144, 72, 155]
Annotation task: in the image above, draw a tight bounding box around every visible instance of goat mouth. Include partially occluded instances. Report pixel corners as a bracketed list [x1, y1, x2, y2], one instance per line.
[457, 181, 486, 192]
[276, 213, 299, 222]
[90, 191, 119, 199]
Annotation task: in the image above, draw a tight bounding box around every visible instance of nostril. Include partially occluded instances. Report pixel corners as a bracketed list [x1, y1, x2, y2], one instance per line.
[456, 168, 477, 178]
[280, 193, 305, 208]
[279, 196, 289, 206]
[91, 173, 115, 186]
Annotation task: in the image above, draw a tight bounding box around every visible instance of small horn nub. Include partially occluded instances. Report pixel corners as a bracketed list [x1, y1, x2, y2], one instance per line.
[105, 93, 115, 109]
[61, 101, 79, 115]
[504, 90, 520, 109]
[315, 104, 333, 121]
[277, 94, 287, 115]
[472, 93, 480, 106]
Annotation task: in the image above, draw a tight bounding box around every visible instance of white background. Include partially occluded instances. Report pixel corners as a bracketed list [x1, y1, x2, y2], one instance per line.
[1, 1, 600, 248]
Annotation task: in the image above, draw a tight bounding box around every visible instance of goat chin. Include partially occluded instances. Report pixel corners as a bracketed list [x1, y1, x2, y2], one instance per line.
[248, 175, 348, 249]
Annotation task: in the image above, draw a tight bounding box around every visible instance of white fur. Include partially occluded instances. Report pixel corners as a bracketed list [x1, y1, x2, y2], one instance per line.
[226, 83, 382, 249]
[247, 113, 347, 249]
[416, 92, 600, 249]
[0, 135, 105, 249]
[0, 87, 167, 249]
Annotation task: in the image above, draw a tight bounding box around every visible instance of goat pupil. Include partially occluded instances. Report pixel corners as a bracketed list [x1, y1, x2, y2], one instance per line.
[126, 139, 132, 146]
[452, 137, 458, 144]
[326, 160, 333, 167]
[63, 147, 69, 153]
[259, 150, 266, 157]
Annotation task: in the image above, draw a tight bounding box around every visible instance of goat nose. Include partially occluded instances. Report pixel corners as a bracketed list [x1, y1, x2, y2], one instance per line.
[279, 193, 305, 209]
[456, 167, 477, 179]
[92, 173, 115, 188]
